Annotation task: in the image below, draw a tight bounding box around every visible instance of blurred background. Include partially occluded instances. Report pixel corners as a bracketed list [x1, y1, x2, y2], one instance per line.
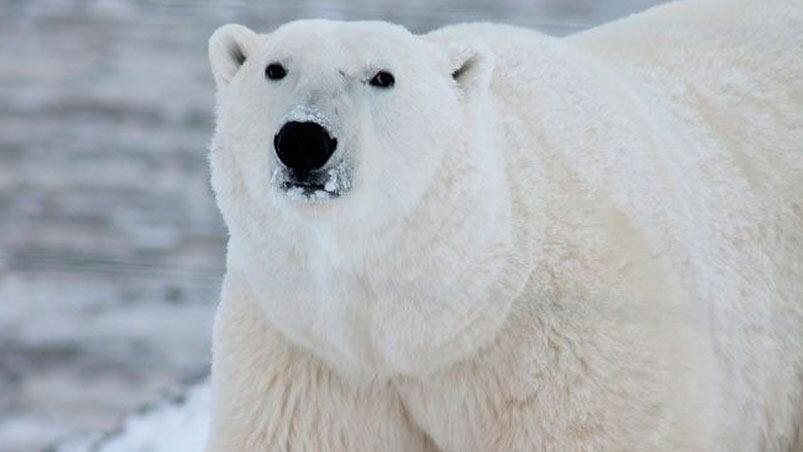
[0, 1, 666, 450]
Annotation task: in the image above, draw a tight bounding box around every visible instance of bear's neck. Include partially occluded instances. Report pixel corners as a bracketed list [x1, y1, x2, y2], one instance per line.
[227, 116, 534, 379]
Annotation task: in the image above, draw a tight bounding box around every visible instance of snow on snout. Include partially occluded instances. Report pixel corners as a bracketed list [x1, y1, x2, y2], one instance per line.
[281, 104, 337, 137]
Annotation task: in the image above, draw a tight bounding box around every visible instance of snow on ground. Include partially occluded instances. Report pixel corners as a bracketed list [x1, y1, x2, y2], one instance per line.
[0, 1, 667, 451]
[57, 382, 210, 452]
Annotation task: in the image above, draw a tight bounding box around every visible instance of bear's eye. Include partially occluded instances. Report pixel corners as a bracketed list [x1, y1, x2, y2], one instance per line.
[368, 70, 395, 88]
[265, 63, 287, 81]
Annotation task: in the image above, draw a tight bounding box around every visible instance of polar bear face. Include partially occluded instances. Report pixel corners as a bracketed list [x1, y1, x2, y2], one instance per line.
[209, 20, 511, 377]
[209, 20, 492, 232]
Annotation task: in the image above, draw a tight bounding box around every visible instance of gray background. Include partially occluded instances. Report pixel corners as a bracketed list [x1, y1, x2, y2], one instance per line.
[0, 1, 666, 450]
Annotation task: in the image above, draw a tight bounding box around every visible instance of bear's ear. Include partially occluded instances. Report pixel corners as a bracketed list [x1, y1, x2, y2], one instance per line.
[209, 24, 259, 89]
[444, 42, 494, 96]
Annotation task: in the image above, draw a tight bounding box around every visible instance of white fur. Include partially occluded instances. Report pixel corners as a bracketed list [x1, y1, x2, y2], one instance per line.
[205, 1, 803, 450]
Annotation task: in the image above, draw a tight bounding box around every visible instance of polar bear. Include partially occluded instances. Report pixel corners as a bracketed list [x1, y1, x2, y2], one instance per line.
[205, 0, 803, 450]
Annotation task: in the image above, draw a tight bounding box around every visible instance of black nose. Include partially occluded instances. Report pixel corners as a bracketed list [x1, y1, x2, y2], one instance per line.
[273, 121, 337, 175]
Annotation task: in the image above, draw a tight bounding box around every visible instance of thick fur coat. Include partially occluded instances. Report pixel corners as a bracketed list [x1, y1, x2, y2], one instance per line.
[205, 1, 803, 450]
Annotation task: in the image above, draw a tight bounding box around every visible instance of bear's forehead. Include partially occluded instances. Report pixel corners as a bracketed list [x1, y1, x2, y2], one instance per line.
[275, 19, 411, 41]
[263, 20, 420, 60]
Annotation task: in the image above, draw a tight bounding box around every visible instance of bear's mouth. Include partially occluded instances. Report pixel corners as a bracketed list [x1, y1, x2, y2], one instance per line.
[272, 159, 352, 202]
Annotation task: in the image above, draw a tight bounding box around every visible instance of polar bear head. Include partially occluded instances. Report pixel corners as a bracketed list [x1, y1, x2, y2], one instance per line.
[209, 20, 495, 229]
[209, 20, 523, 377]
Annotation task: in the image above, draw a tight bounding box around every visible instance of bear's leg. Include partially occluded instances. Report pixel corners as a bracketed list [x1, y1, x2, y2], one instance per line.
[205, 277, 435, 452]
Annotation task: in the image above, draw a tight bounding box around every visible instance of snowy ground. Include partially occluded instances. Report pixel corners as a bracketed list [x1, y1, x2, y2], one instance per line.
[56, 381, 211, 452]
[0, 1, 665, 451]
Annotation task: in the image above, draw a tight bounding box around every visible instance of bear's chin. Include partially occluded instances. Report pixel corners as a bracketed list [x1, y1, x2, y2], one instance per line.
[271, 159, 353, 203]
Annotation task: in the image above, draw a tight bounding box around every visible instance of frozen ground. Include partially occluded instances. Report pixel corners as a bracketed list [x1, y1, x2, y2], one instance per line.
[56, 381, 210, 452]
[0, 1, 665, 450]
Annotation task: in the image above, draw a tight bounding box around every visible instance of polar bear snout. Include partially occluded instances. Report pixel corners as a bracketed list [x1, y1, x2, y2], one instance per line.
[270, 116, 352, 202]
[274, 121, 338, 175]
